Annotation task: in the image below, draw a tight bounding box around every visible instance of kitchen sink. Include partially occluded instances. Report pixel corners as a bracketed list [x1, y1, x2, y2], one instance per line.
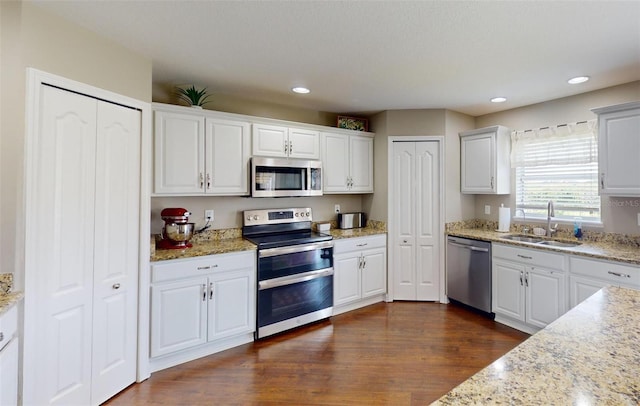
[500, 235, 544, 243]
[500, 234, 582, 248]
[537, 240, 582, 247]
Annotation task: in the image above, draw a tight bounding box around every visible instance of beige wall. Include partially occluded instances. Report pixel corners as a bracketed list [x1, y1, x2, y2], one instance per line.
[0, 1, 152, 282]
[444, 110, 476, 222]
[474, 81, 640, 234]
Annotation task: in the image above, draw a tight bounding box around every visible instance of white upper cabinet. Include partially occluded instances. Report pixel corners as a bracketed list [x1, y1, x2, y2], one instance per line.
[321, 131, 374, 193]
[252, 123, 320, 159]
[592, 102, 640, 196]
[460, 125, 511, 194]
[153, 105, 250, 196]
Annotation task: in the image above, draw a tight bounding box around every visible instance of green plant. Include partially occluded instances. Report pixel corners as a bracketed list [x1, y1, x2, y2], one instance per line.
[176, 85, 212, 107]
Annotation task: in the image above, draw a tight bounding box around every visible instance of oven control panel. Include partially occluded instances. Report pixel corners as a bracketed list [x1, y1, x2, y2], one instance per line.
[243, 207, 312, 226]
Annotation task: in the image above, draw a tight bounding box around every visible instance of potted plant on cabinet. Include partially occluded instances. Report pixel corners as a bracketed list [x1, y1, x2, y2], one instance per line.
[175, 85, 212, 108]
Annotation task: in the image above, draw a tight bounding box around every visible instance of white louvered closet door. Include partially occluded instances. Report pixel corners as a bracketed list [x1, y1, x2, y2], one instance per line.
[30, 85, 140, 406]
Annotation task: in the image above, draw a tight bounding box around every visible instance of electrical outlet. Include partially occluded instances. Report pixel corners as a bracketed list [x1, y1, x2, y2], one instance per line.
[205, 210, 214, 221]
[334, 204, 341, 213]
[484, 205, 491, 215]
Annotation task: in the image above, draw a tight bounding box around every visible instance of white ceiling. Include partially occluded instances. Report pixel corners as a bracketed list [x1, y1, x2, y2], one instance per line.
[30, 0, 640, 116]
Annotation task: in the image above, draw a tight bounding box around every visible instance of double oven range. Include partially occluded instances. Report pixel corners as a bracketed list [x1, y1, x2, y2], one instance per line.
[242, 208, 334, 339]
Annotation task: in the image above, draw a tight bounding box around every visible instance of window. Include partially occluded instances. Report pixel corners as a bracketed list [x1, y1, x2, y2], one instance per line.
[511, 120, 600, 223]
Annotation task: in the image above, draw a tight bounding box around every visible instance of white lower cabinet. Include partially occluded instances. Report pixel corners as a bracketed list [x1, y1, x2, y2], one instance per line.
[0, 305, 18, 406]
[568, 256, 639, 308]
[333, 235, 387, 315]
[150, 251, 256, 372]
[492, 244, 566, 334]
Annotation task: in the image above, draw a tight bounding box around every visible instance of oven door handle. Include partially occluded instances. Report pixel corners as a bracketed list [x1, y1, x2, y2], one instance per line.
[258, 268, 334, 290]
[259, 240, 334, 258]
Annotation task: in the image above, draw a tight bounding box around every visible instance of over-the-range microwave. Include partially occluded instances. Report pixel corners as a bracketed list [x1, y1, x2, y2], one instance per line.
[251, 157, 323, 197]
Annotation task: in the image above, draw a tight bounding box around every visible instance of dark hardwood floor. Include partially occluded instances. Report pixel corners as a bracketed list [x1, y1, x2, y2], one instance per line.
[106, 302, 529, 405]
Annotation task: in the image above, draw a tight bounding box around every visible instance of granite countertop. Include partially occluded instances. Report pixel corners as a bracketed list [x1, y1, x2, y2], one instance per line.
[328, 227, 387, 240]
[447, 228, 640, 265]
[151, 237, 256, 262]
[0, 292, 24, 316]
[432, 286, 640, 405]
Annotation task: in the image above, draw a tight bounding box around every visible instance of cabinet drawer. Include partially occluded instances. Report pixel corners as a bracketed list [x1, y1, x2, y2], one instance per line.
[152, 251, 255, 283]
[334, 234, 386, 254]
[0, 305, 18, 351]
[569, 256, 640, 287]
[493, 243, 565, 270]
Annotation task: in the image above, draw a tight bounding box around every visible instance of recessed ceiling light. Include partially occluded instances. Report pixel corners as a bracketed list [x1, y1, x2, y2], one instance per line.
[568, 76, 589, 84]
[490, 97, 507, 103]
[292, 87, 310, 94]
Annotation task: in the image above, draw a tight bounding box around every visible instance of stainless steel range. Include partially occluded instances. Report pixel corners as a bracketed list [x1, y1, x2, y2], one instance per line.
[242, 207, 334, 339]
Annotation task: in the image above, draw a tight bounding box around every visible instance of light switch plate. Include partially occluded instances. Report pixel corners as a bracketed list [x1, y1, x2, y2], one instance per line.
[484, 205, 491, 215]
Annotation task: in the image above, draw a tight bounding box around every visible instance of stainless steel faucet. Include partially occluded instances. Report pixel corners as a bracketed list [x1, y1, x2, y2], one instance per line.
[547, 200, 557, 237]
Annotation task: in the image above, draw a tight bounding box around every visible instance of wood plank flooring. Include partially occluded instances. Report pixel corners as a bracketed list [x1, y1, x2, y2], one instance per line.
[106, 302, 529, 405]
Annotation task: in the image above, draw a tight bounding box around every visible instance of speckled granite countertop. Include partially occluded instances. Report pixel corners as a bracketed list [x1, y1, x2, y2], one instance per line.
[0, 292, 23, 316]
[447, 228, 640, 265]
[151, 222, 387, 262]
[432, 286, 640, 405]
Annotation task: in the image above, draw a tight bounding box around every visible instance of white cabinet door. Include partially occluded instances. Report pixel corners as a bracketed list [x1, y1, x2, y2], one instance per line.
[526, 267, 566, 329]
[288, 127, 320, 159]
[349, 135, 374, 192]
[321, 132, 350, 192]
[460, 125, 510, 194]
[333, 253, 361, 306]
[492, 259, 525, 322]
[205, 118, 251, 195]
[361, 248, 386, 298]
[150, 277, 208, 357]
[252, 123, 288, 157]
[208, 268, 255, 341]
[569, 275, 608, 308]
[0, 338, 18, 406]
[595, 103, 640, 196]
[154, 110, 205, 194]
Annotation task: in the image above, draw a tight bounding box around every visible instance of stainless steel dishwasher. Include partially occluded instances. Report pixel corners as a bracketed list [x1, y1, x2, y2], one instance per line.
[446, 236, 492, 314]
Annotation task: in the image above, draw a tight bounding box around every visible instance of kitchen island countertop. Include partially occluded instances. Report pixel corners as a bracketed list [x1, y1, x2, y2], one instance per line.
[432, 286, 640, 405]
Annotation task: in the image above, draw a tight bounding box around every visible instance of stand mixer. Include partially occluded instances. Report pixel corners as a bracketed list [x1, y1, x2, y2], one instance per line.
[157, 208, 195, 249]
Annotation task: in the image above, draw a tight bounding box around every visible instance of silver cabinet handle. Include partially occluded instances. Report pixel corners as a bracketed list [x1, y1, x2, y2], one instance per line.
[362, 257, 366, 269]
[112, 283, 121, 290]
[520, 271, 523, 286]
[601, 173, 605, 189]
[608, 271, 631, 278]
[356, 243, 368, 247]
[0, 332, 4, 342]
[289, 140, 293, 154]
[206, 173, 211, 189]
[209, 282, 214, 300]
[517, 254, 533, 260]
[199, 172, 204, 189]
[198, 266, 211, 270]
[525, 271, 529, 287]
[491, 176, 494, 189]
[284, 140, 288, 154]
[202, 284, 206, 301]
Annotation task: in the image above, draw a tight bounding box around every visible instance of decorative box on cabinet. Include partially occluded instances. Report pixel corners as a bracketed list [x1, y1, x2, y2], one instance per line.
[460, 125, 511, 194]
[150, 251, 256, 372]
[492, 243, 566, 334]
[0, 305, 18, 406]
[568, 255, 639, 308]
[153, 105, 251, 195]
[321, 131, 374, 193]
[252, 123, 320, 159]
[333, 234, 386, 315]
[591, 102, 640, 196]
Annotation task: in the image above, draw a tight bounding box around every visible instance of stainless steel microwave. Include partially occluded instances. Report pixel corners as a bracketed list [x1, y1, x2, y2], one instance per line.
[251, 157, 323, 197]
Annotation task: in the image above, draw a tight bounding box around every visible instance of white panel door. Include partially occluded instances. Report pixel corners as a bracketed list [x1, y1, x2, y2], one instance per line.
[392, 141, 440, 301]
[393, 142, 417, 300]
[288, 127, 320, 159]
[526, 268, 566, 329]
[0, 339, 19, 406]
[91, 101, 140, 404]
[154, 110, 205, 194]
[252, 124, 287, 157]
[206, 118, 251, 194]
[334, 253, 361, 306]
[208, 269, 255, 341]
[349, 135, 374, 192]
[361, 249, 386, 298]
[569, 275, 609, 308]
[321, 132, 350, 192]
[492, 260, 525, 322]
[461, 133, 493, 192]
[35, 85, 97, 406]
[415, 142, 440, 300]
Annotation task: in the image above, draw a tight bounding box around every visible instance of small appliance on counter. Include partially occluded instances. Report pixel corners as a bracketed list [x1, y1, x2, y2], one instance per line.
[337, 212, 367, 229]
[157, 207, 195, 250]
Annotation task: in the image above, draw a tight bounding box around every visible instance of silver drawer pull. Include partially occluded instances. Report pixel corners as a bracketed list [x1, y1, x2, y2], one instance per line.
[356, 243, 368, 247]
[608, 271, 631, 278]
[517, 254, 533, 260]
[112, 283, 121, 290]
[197, 266, 211, 270]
